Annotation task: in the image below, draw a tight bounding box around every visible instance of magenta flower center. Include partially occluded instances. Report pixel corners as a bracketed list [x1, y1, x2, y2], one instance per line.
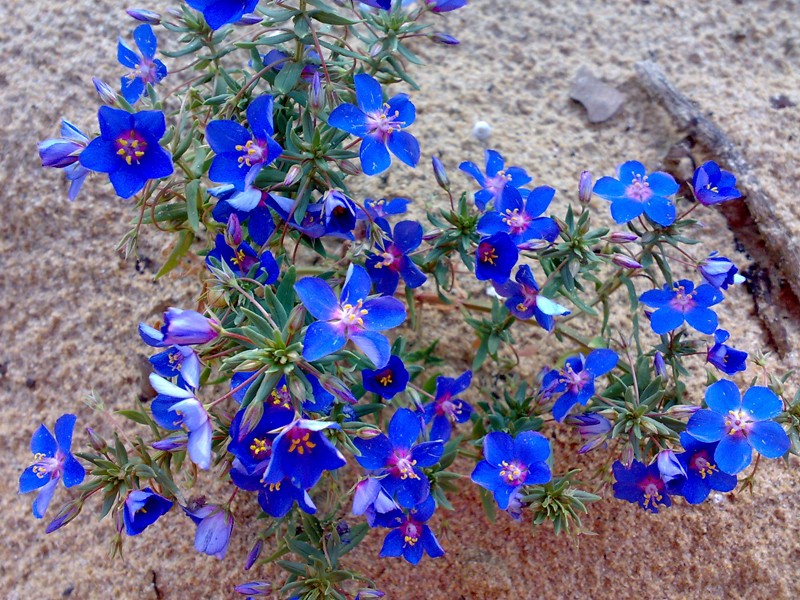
[389, 449, 419, 480]
[561, 364, 590, 393]
[669, 285, 697, 312]
[32, 452, 64, 479]
[287, 428, 317, 455]
[335, 300, 368, 332]
[132, 58, 159, 84]
[249, 437, 272, 460]
[366, 104, 404, 142]
[373, 245, 402, 271]
[402, 520, 421, 546]
[639, 475, 665, 509]
[485, 171, 510, 198]
[689, 450, 718, 478]
[625, 174, 653, 202]
[377, 368, 394, 387]
[269, 383, 292, 410]
[235, 139, 269, 168]
[724, 409, 753, 436]
[499, 460, 528, 486]
[502, 208, 531, 235]
[115, 130, 148, 165]
[478, 242, 498, 264]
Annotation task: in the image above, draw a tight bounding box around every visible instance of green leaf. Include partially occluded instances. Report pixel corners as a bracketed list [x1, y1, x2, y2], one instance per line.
[185, 179, 201, 233]
[275, 61, 305, 95]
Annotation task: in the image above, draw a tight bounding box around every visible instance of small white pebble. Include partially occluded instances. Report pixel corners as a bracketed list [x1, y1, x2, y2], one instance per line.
[712, 493, 725, 505]
[472, 120, 492, 141]
[485, 286, 501, 299]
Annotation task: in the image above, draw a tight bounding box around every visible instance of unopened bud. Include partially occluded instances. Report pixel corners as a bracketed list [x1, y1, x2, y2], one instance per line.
[430, 32, 459, 45]
[126, 8, 162, 24]
[653, 352, 667, 378]
[666, 404, 701, 419]
[310, 71, 323, 111]
[657, 449, 687, 494]
[234, 14, 263, 26]
[609, 231, 639, 244]
[86, 427, 108, 453]
[621, 444, 634, 467]
[356, 590, 386, 599]
[355, 426, 383, 440]
[45, 499, 83, 534]
[369, 42, 383, 58]
[286, 305, 307, 335]
[152, 433, 188, 452]
[282, 164, 302, 188]
[319, 374, 357, 404]
[431, 156, 449, 190]
[578, 170, 592, 204]
[339, 160, 361, 176]
[611, 255, 643, 269]
[166, 7, 183, 19]
[92, 77, 118, 105]
[244, 539, 263, 571]
[226, 213, 243, 246]
[234, 581, 272, 596]
[422, 228, 443, 242]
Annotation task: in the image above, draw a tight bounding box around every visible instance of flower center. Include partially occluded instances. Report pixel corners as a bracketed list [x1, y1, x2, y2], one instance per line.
[270, 384, 292, 410]
[478, 242, 498, 264]
[625, 174, 653, 202]
[402, 520, 420, 546]
[32, 452, 63, 479]
[390, 449, 419, 480]
[640, 475, 665, 509]
[377, 370, 393, 387]
[131, 58, 158, 84]
[366, 104, 403, 142]
[561, 364, 590, 393]
[115, 130, 148, 166]
[502, 208, 531, 235]
[499, 460, 527, 486]
[287, 428, 317, 455]
[725, 409, 753, 436]
[336, 300, 368, 331]
[249, 437, 271, 460]
[689, 450, 718, 479]
[373, 245, 401, 271]
[485, 171, 510, 198]
[669, 285, 696, 312]
[235, 139, 268, 168]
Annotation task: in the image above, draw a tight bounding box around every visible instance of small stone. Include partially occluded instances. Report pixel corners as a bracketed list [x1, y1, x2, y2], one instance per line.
[471, 120, 492, 141]
[570, 66, 626, 123]
[25, 377, 36, 389]
[770, 94, 796, 109]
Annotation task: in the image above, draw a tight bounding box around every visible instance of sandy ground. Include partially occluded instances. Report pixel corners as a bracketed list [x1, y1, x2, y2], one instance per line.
[2, 0, 800, 598]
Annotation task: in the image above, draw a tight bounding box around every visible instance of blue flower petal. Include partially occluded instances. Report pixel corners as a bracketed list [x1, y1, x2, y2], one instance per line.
[203, 0, 245, 29]
[302, 321, 347, 362]
[62, 454, 86, 488]
[421, 526, 445, 558]
[505, 166, 531, 188]
[388, 408, 421, 449]
[644, 194, 676, 227]
[617, 160, 646, 185]
[484, 149, 504, 178]
[117, 40, 140, 69]
[610, 198, 645, 224]
[361, 297, 406, 331]
[693, 284, 724, 307]
[209, 152, 248, 189]
[79, 138, 120, 173]
[121, 76, 145, 104]
[109, 167, 147, 199]
[429, 415, 452, 442]
[354, 73, 383, 113]
[482, 431, 513, 465]
[328, 103, 369, 137]
[351, 330, 392, 368]
[32, 478, 59, 519]
[650, 307, 685, 334]
[470, 460, 499, 491]
[54, 414, 76, 454]
[134, 24, 157, 59]
[684, 307, 719, 335]
[360, 135, 391, 176]
[476, 211, 508, 236]
[513, 431, 550, 465]
[342, 264, 372, 305]
[386, 93, 415, 127]
[383, 471, 428, 509]
[705, 379, 741, 414]
[639, 288, 674, 308]
[392, 220, 423, 253]
[379, 529, 404, 557]
[552, 392, 578, 422]
[585, 349, 618, 377]
[681, 475, 711, 504]
[246, 95, 275, 139]
[30, 424, 57, 456]
[741, 386, 782, 420]
[646, 171, 679, 197]
[525, 461, 552, 485]
[133, 110, 167, 142]
[524, 186, 555, 217]
[19, 466, 49, 494]
[592, 176, 626, 199]
[686, 409, 727, 442]
[386, 131, 420, 168]
[747, 420, 790, 459]
[458, 161, 486, 186]
[294, 277, 339, 321]
[353, 434, 393, 469]
[411, 441, 444, 467]
[206, 120, 251, 154]
[714, 434, 752, 474]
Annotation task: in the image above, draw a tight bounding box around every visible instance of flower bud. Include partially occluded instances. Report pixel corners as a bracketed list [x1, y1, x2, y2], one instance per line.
[225, 213, 242, 247]
[657, 449, 687, 494]
[319, 374, 357, 404]
[286, 304, 307, 335]
[339, 160, 361, 176]
[609, 231, 638, 244]
[152, 433, 189, 452]
[611, 255, 643, 269]
[666, 404, 701, 419]
[166, 7, 184, 19]
[310, 71, 324, 111]
[430, 32, 459, 45]
[86, 427, 108, 453]
[422, 228, 443, 242]
[234, 581, 272, 596]
[431, 156, 449, 190]
[126, 8, 162, 24]
[244, 539, 263, 571]
[282, 164, 302, 188]
[355, 426, 384, 440]
[234, 14, 263, 26]
[92, 77, 118, 106]
[621, 444, 634, 467]
[45, 499, 83, 534]
[578, 170, 592, 204]
[653, 351, 667, 378]
[355, 591, 386, 600]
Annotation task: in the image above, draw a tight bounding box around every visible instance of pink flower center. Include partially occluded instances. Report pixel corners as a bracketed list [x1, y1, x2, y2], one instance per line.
[402, 520, 421, 546]
[115, 130, 148, 165]
[499, 460, 528, 486]
[335, 300, 368, 333]
[689, 450, 718, 479]
[286, 428, 317, 455]
[502, 208, 531, 235]
[561, 364, 590, 393]
[32, 452, 64, 479]
[373, 245, 402, 271]
[639, 475, 665, 509]
[132, 58, 159, 84]
[625, 174, 653, 202]
[725, 409, 753, 436]
[669, 285, 697, 312]
[366, 104, 404, 143]
[235, 139, 269, 168]
[485, 171, 510, 199]
[478, 242, 498, 264]
[389, 449, 419, 480]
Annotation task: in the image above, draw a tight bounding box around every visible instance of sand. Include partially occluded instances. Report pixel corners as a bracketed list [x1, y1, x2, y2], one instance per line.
[3, 0, 800, 598]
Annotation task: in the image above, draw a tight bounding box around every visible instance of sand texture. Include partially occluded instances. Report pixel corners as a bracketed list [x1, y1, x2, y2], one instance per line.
[3, 0, 800, 598]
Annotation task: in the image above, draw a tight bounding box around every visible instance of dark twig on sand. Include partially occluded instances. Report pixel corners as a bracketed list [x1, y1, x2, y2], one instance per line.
[634, 60, 800, 302]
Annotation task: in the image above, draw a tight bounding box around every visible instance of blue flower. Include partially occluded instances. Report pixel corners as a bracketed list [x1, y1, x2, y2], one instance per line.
[706, 329, 747, 375]
[612, 460, 671, 513]
[19, 414, 85, 519]
[149, 374, 213, 470]
[422, 370, 473, 442]
[692, 161, 742, 206]
[230, 458, 317, 518]
[206, 95, 282, 191]
[425, 0, 468, 12]
[471, 430, 551, 509]
[360, 197, 411, 220]
[123, 488, 173, 535]
[321, 189, 358, 235]
[294, 264, 406, 367]
[565, 412, 611, 454]
[675, 432, 737, 504]
[267, 194, 353, 240]
[328, 73, 420, 176]
[362, 355, 410, 399]
[227, 391, 294, 472]
[210, 184, 276, 246]
[474, 231, 518, 283]
[493, 265, 570, 331]
[477, 186, 559, 248]
[139, 307, 219, 347]
[263, 419, 347, 489]
[118, 24, 167, 104]
[186, 0, 259, 30]
[698, 253, 744, 290]
[541, 349, 618, 422]
[655, 449, 687, 494]
[38, 119, 90, 201]
[206, 233, 279, 283]
[375, 495, 444, 565]
[353, 408, 443, 508]
[459, 149, 532, 211]
[183, 503, 234, 559]
[593, 160, 679, 227]
[366, 219, 427, 295]
[79, 106, 174, 199]
[352, 477, 399, 526]
[639, 279, 724, 335]
[686, 380, 790, 474]
[148, 345, 202, 389]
